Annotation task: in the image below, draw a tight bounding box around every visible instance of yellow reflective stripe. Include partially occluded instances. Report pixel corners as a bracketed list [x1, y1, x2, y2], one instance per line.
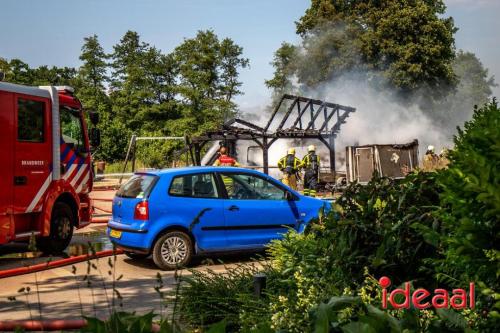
[222, 175, 233, 184]
[294, 158, 301, 168]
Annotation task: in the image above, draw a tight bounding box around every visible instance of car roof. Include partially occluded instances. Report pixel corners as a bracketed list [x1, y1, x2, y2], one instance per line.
[139, 166, 265, 177]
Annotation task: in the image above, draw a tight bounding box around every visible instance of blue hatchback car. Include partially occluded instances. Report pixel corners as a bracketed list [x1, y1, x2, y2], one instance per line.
[107, 167, 327, 270]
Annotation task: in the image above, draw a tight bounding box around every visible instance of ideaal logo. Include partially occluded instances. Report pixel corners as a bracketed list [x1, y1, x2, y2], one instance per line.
[379, 276, 475, 310]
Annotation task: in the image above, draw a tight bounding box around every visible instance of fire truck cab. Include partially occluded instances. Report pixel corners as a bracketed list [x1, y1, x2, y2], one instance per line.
[0, 82, 100, 253]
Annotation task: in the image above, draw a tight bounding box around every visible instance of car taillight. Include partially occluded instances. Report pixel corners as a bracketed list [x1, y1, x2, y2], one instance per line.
[134, 201, 149, 220]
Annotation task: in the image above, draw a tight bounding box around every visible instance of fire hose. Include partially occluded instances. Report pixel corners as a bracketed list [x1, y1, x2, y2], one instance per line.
[0, 249, 123, 279]
[0, 319, 86, 331]
[91, 197, 113, 222]
[91, 217, 111, 223]
[0, 319, 161, 331]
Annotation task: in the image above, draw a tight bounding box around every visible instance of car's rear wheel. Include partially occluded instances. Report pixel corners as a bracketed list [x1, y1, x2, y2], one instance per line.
[37, 202, 74, 254]
[124, 251, 149, 260]
[152, 231, 193, 270]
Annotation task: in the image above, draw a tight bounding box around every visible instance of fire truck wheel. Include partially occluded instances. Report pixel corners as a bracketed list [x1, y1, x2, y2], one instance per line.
[152, 231, 193, 270]
[37, 202, 74, 254]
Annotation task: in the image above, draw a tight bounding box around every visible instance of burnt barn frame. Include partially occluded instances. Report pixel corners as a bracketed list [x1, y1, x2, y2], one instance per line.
[188, 94, 356, 175]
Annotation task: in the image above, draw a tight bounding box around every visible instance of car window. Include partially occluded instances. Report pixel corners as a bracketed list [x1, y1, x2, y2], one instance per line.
[169, 173, 219, 199]
[116, 174, 157, 198]
[221, 173, 286, 200]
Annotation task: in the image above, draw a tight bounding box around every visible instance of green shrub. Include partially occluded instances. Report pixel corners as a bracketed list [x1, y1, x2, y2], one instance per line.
[135, 130, 184, 169]
[266, 172, 443, 331]
[436, 99, 500, 331]
[176, 263, 275, 331]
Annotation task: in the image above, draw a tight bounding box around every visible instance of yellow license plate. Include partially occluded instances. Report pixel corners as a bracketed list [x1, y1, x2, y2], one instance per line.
[109, 229, 122, 239]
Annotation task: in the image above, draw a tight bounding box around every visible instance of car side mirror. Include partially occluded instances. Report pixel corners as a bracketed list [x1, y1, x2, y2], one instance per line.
[285, 191, 295, 201]
[90, 127, 101, 147]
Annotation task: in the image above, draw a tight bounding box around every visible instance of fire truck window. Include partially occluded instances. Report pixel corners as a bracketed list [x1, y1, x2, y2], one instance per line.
[60, 108, 85, 153]
[17, 98, 45, 142]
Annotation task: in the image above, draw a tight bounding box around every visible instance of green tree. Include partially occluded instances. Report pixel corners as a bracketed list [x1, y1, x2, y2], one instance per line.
[265, 42, 298, 101]
[74, 35, 125, 162]
[433, 50, 497, 127]
[270, 0, 457, 97]
[4, 59, 33, 85]
[452, 51, 496, 107]
[30, 65, 77, 86]
[1, 58, 76, 86]
[173, 30, 249, 132]
[75, 35, 109, 110]
[110, 30, 151, 131]
[135, 47, 179, 129]
[0, 57, 9, 75]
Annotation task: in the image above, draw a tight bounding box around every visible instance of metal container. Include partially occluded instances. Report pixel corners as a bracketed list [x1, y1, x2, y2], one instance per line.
[346, 140, 419, 183]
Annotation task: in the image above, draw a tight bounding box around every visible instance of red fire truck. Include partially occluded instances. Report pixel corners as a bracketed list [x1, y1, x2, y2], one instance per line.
[0, 81, 100, 253]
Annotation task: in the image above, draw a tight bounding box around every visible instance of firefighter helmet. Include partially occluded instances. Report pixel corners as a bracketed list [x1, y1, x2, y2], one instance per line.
[220, 146, 227, 154]
[308, 145, 316, 152]
[287, 147, 296, 155]
[427, 145, 435, 153]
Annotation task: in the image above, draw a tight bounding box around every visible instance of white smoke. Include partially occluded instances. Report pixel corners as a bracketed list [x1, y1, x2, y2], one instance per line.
[239, 72, 454, 173]
[309, 74, 454, 170]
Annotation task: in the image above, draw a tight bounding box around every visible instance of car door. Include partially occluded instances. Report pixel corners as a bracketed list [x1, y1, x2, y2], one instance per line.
[218, 171, 301, 249]
[164, 172, 226, 251]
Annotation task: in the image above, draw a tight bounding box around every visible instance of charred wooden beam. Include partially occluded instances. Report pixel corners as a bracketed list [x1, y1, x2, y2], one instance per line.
[291, 99, 312, 130]
[186, 94, 355, 174]
[305, 103, 326, 131]
[264, 95, 286, 132]
[318, 106, 339, 132]
[275, 97, 299, 131]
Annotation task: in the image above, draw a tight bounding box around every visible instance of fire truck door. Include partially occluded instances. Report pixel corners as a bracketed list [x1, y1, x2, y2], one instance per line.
[0, 91, 14, 243]
[13, 96, 52, 214]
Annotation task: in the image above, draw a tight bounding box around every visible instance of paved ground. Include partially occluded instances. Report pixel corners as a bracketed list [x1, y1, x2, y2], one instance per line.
[0, 225, 261, 321]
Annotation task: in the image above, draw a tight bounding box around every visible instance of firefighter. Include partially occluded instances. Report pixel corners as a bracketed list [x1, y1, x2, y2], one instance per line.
[422, 145, 439, 172]
[437, 148, 450, 169]
[301, 145, 320, 197]
[277, 148, 302, 190]
[213, 146, 240, 167]
[213, 146, 240, 196]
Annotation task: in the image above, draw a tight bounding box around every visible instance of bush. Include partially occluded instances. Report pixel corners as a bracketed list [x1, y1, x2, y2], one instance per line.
[176, 263, 276, 331]
[436, 99, 500, 331]
[135, 130, 183, 169]
[266, 172, 444, 331]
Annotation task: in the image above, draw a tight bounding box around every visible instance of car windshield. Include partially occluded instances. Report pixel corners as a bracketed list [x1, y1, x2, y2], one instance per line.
[116, 174, 157, 199]
[221, 173, 286, 200]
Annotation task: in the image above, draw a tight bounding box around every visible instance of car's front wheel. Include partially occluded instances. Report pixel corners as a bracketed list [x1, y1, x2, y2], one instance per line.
[152, 231, 193, 270]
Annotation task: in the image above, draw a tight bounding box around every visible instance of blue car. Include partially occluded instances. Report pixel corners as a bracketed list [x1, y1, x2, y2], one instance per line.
[107, 167, 327, 270]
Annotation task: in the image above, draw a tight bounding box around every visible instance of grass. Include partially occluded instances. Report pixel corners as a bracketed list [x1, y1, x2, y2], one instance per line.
[99, 160, 148, 174]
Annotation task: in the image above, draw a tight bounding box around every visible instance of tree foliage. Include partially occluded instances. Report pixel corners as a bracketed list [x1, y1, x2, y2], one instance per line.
[1, 29, 248, 164]
[174, 30, 249, 130]
[435, 100, 500, 331]
[433, 51, 498, 127]
[0, 58, 76, 86]
[270, 0, 458, 98]
[264, 42, 298, 101]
